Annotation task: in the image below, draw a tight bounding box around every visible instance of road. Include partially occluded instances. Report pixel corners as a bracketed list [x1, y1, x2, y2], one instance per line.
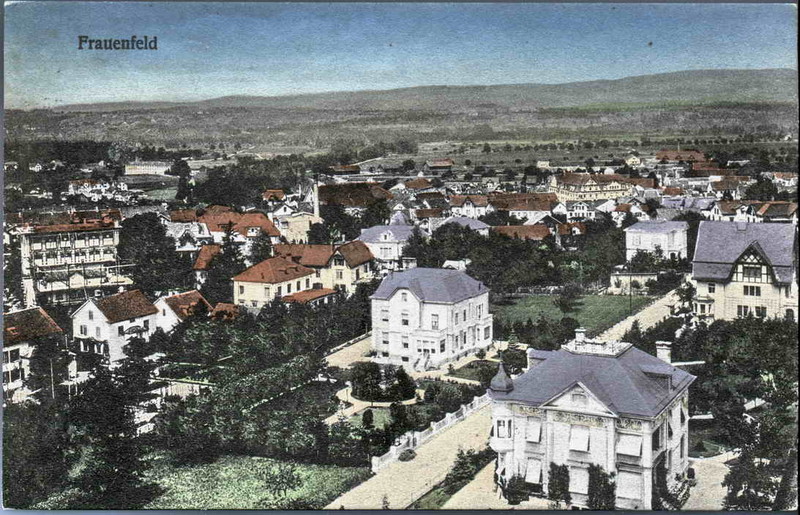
[599, 290, 679, 341]
[324, 403, 492, 509]
[683, 452, 736, 511]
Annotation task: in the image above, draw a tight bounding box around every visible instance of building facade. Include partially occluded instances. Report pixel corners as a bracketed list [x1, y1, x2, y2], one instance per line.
[273, 241, 374, 294]
[624, 221, 689, 261]
[488, 331, 695, 510]
[370, 268, 493, 371]
[231, 256, 316, 312]
[3, 307, 64, 403]
[548, 174, 634, 202]
[357, 225, 416, 271]
[691, 221, 798, 322]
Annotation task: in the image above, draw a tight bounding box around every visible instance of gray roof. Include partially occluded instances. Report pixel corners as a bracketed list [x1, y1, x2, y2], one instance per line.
[624, 221, 688, 234]
[389, 211, 411, 226]
[693, 221, 796, 284]
[653, 208, 683, 221]
[371, 267, 488, 303]
[490, 346, 695, 418]
[441, 216, 490, 231]
[357, 225, 416, 243]
[661, 196, 716, 211]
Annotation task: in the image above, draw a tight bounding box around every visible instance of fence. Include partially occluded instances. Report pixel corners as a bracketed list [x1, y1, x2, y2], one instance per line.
[370, 392, 491, 473]
[326, 331, 371, 356]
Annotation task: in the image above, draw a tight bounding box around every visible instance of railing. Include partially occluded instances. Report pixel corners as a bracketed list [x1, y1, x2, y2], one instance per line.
[325, 331, 371, 357]
[370, 392, 490, 473]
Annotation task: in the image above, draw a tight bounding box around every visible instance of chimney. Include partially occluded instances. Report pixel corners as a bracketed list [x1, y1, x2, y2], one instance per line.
[313, 180, 320, 218]
[656, 341, 672, 364]
[575, 328, 586, 343]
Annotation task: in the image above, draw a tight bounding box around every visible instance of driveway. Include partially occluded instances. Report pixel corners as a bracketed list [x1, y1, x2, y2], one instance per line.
[599, 290, 679, 341]
[442, 462, 554, 510]
[325, 334, 372, 369]
[325, 404, 492, 509]
[683, 451, 736, 511]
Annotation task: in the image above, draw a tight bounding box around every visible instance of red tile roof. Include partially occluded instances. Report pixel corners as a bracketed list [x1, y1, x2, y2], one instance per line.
[274, 241, 373, 268]
[95, 290, 158, 324]
[262, 189, 286, 201]
[337, 240, 374, 268]
[492, 224, 552, 240]
[661, 187, 684, 196]
[318, 183, 393, 208]
[656, 149, 705, 162]
[557, 222, 587, 236]
[193, 244, 222, 271]
[3, 307, 63, 345]
[210, 302, 242, 321]
[415, 208, 445, 218]
[198, 211, 280, 237]
[556, 173, 628, 186]
[449, 195, 489, 207]
[283, 288, 338, 304]
[405, 178, 433, 190]
[162, 290, 212, 321]
[170, 209, 199, 223]
[233, 256, 314, 284]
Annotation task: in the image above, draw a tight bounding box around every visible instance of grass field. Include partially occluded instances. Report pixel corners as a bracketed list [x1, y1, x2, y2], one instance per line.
[448, 360, 498, 383]
[144, 454, 371, 509]
[348, 407, 392, 429]
[492, 294, 653, 336]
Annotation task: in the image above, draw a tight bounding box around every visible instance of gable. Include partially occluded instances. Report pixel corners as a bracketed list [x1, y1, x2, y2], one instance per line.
[542, 383, 615, 417]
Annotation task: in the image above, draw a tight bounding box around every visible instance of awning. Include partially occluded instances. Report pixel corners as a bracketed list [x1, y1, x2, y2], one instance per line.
[617, 471, 643, 499]
[525, 459, 542, 484]
[526, 418, 542, 442]
[569, 425, 590, 452]
[617, 433, 643, 457]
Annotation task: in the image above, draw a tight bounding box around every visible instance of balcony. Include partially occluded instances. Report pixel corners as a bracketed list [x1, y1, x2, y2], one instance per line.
[489, 436, 514, 453]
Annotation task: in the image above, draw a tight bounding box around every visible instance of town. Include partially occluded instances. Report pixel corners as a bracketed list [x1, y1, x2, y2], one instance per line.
[2, 2, 798, 512]
[4, 135, 798, 510]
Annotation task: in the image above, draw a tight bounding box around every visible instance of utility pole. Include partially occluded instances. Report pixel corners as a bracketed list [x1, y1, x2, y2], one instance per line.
[49, 357, 55, 400]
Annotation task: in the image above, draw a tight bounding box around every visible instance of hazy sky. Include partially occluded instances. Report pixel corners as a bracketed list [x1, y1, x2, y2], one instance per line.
[3, 2, 797, 109]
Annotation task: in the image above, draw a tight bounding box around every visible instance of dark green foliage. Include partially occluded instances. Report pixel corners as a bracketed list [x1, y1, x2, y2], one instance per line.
[361, 409, 374, 429]
[552, 283, 583, 314]
[442, 448, 496, 495]
[743, 177, 780, 201]
[2, 402, 70, 508]
[392, 367, 417, 400]
[504, 475, 531, 505]
[153, 395, 221, 465]
[257, 462, 302, 500]
[350, 362, 383, 401]
[248, 231, 273, 264]
[23, 333, 71, 402]
[547, 463, 571, 506]
[118, 213, 186, 296]
[587, 463, 616, 510]
[201, 224, 247, 304]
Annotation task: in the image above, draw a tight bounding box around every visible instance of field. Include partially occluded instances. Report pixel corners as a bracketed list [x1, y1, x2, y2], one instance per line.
[448, 360, 498, 383]
[144, 454, 371, 509]
[492, 294, 654, 336]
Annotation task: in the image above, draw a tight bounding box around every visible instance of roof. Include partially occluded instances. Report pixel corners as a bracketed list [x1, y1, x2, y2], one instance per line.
[693, 221, 796, 284]
[492, 225, 552, 240]
[744, 201, 798, 218]
[193, 244, 222, 271]
[160, 290, 212, 321]
[661, 196, 717, 211]
[557, 222, 587, 236]
[283, 288, 338, 304]
[661, 187, 684, 196]
[405, 178, 433, 190]
[656, 149, 705, 162]
[371, 267, 488, 303]
[94, 290, 158, 324]
[441, 216, 490, 231]
[169, 209, 199, 223]
[710, 179, 744, 191]
[198, 211, 281, 237]
[232, 256, 314, 284]
[274, 241, 373, 268]
[210, 302, 242, 321]
[357, 225, 416, 244]
[337, 240, 374, 267]
[3, 307, 63, 345]
[318, 183, 393, 208]
[6, 209, 122, 234]
[450, 195, 489, 207]
[556, 173, 628, 186]
[624, 221, 688, 234]
[415, 208, 445, 218]
[490, 345, 695, 418]
[493, 198, 557, 212]
[262, 189, 286, 201]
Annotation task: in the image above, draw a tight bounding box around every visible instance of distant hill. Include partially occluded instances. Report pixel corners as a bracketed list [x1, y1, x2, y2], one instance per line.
[54, 68, 797, 113]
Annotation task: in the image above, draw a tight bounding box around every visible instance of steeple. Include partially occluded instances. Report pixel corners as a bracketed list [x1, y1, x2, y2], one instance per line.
[489, 360, 514, 393]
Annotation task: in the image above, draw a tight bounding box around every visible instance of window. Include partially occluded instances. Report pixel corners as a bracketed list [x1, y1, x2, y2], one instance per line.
[652, 425, 663, 451]
[401, 292, 408, 302]
[496, 419, 511, 438]
[264, 286, 271, 297]
[336, 270, 343, 280]
[305, 278, 310, 288]
[708, 283, 716, 293]
[744, 285, 761, 296]
[755, 306, 767, 318]
[440, 340, 445, 353]
[737, 305, 750, 318]
[401, 312, 409, 326]
[617, 434, 643, 457]
[382, 332, 389, 345]
[238, 285, 245, 295]
[381, 351, 389, 357]
[569, 425, 590, 452]
[484, 326, 491, 340]
[454, 312, 459, 324]
[95, 327, 100, 338]
[80, 324, 88, 336]
[143, 320, 149, 331]
[381, 309, 389, 322]
[276, 286, 282, 296]
[88, 310, 94, 320]
[463, 309, 467, 320]
[431, 314, 439, 330]
[402, 336, 409, 349]
[296, 281, 301, 290]
[569, 467, 590, 495]
[700, 304, 706, 314]
[617, 471, 643, 499]
[401, 356, 409, 362]
[118, 326, 125, 336]
[525, 459, 543, 484]
[287, 283, 292, 293]
[252, 301, 258, 308]
[8, 349, 20, 362]
[571, 393, 587, 405]
[526, 418, 542, 442]
[742, 265, 761, 281]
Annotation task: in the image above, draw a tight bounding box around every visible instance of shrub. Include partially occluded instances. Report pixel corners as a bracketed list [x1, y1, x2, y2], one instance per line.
[476, 349, 487, 360]
[398, 449, 416, 462]
[504, 475, 530, 505]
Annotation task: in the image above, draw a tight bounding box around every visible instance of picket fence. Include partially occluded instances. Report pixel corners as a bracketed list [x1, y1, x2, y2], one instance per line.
[370, 392, 490, 473]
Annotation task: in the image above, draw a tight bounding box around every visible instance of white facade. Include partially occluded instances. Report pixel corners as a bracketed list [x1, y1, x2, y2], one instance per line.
[625, 222, 689, 261]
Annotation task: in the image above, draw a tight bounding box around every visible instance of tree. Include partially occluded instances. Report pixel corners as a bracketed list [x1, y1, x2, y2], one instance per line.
[118, 213, 185, 296]
[23, 332, 71, 402]
[362, 409, 375, 429]
[743, 178, 779, 201]
[153, 394, 221, 465]
[350, 361, 383, 401]
[723, 450, 778, 510]
[401, 159, 416, 172]
[258, 462, 302, 501]
[482, 143, 492, 154]
[201, 223, 247, 304]
[553, 283, 583, 314]
[249, 231, 273, 264]
[587, 463, 616, 510]
[393, 367, 417, 400]
[547, 463, 571, 507]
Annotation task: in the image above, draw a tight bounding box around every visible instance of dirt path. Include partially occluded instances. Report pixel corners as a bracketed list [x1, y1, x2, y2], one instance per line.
[599, 290, 679, 341]
[324, 404, 492, 509]
[323, 387, 424, 425]
[683, 452, 736, 511]
[325, 334, 372, 369]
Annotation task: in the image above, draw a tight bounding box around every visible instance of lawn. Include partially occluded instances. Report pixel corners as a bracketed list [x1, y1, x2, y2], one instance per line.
[144, 454, 372, 509]
[492, 294, 654, 336]
[448, 360, 498, 383]
[266, 380, 343, 419]
[348, 407, 392, 429]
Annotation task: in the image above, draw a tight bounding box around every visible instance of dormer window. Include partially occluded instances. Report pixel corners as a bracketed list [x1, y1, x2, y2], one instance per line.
[571, 393, 587, 405]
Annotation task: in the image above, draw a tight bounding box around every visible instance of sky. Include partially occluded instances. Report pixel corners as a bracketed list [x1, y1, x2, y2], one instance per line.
[3, 2, 797, 109]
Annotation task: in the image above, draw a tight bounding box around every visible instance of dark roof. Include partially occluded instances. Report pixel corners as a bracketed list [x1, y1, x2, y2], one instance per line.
[319, 183, 393, 208]
[283, 288, 338, 304]
[490, 346, 695, 418]
[4, 307, 63, 345]
[371, 267, 488, 303]
[210, 302, 242, 321]
[274, 241, 373, 269]
[693, 221, 796, 284]
[492, 225, 552, 240]
[193, 244, 222, 271]
[95, 290, 158, 324]
[441, 217, 490, 231]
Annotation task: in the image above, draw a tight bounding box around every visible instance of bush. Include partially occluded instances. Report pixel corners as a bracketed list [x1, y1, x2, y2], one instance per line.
[476, 349, 487, 360]
[504, 475, 530, 505]
[398, 449, 416, 462]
